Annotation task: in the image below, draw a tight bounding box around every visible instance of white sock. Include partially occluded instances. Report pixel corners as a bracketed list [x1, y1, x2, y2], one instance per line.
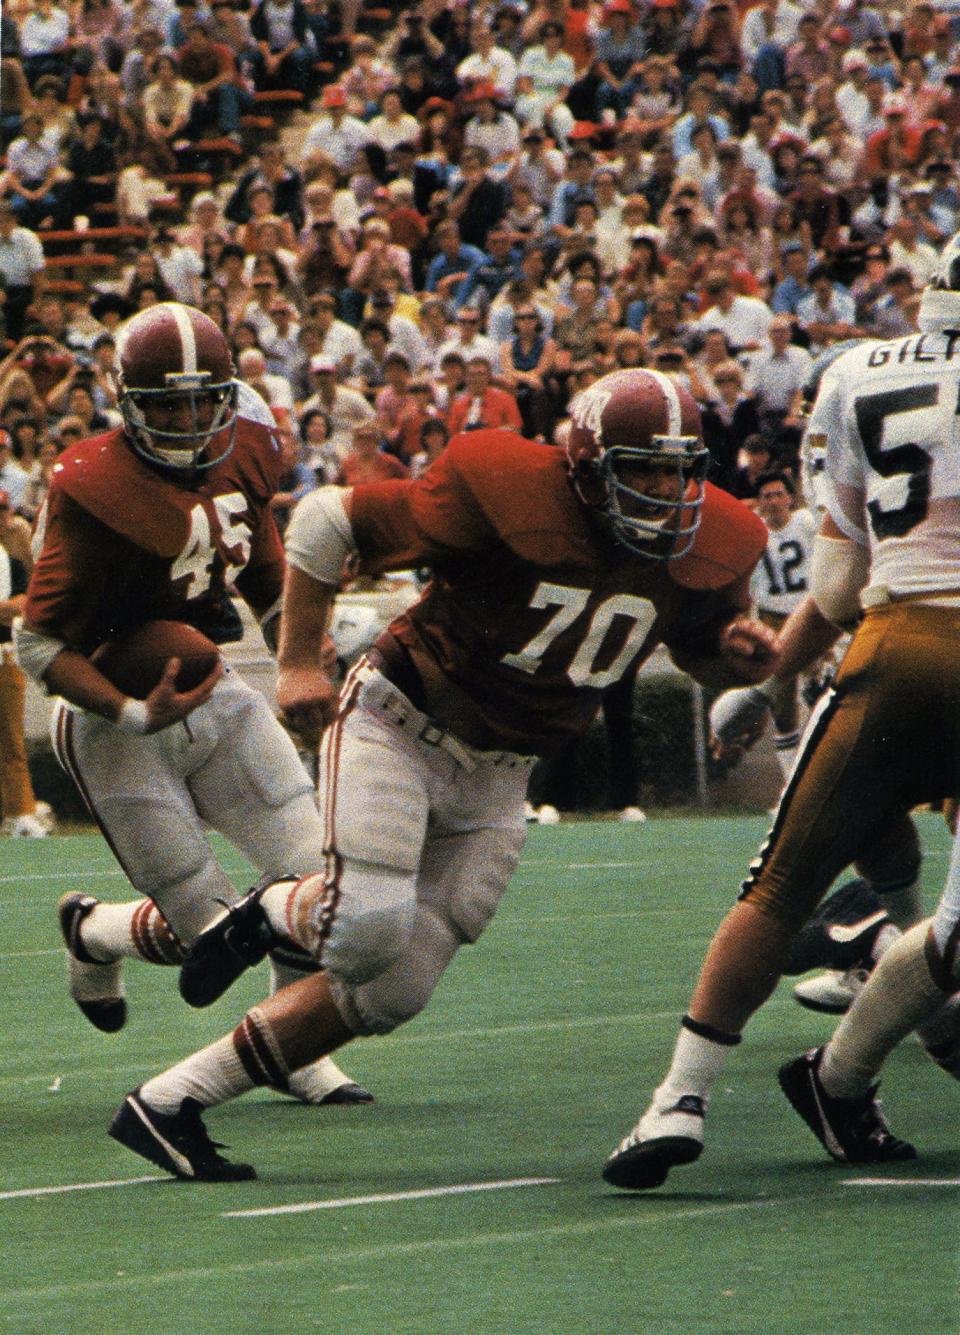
[82, 899, 182, 964]
[820, 922, 948, 1098]
[140, 1034, 254, 1113]
[655, 1021, 738, 1110]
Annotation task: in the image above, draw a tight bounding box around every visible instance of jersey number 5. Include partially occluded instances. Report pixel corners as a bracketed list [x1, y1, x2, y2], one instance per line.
[170, 493, 252, 598]
[854, 383, 945, 539]
[501, 582, 656, 688]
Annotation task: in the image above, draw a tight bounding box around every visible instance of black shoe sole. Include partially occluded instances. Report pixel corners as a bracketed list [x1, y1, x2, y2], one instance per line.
[777, 1057, 917, 1165]
[603, 1136, 703, 1190]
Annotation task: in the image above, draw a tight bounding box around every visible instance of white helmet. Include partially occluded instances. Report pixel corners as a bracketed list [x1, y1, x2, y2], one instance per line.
[918, 230, 960, 333]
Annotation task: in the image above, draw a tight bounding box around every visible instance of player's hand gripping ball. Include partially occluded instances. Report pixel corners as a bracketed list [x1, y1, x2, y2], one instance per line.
[92, 620, 221, 699]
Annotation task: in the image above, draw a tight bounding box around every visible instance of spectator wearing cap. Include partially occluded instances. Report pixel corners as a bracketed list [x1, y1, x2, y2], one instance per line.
[770, 239, 812, 315]
[0, 202, 45, 342]
[347, 219, 414, 306]
[300, 361, 376, 461]
[593, 1, 647, 121]
[644, 0, 687, 60]
[795, 263, 861, 353]
[301, 85, 372, 175]
[446, 355, 522, 435]
[424, 219, 488, 312]
[863, 100, 915, 182]
[850, 241, 890, 322]
[901, 179, 949, 248]
[248, 0, 313, 97]
[456, 17, 519, 101]
[836, 50, 871, 134]
[515, 22, 576, 148]
[367, 290, 429, 370]
[462, 84, 521, 175]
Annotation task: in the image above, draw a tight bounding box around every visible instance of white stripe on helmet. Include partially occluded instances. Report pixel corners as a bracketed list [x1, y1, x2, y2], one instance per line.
[164, 302, 198, 373]
[644, 368, 683, 436]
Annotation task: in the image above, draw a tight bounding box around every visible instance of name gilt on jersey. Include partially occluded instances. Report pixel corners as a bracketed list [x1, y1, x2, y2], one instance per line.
[868, 331, 960, 367]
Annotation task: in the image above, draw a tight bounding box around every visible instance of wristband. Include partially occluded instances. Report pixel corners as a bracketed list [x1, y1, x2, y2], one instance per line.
[116, 698, 149, 734]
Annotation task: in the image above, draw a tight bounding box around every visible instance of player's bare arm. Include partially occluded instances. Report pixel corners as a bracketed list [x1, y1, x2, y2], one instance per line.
[38, 641, 222, 734]
[276, 565, 341, 743]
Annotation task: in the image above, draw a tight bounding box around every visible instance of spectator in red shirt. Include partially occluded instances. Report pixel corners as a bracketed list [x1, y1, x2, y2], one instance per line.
[177, 19, 247, 143]
[446, 355, 523, 435]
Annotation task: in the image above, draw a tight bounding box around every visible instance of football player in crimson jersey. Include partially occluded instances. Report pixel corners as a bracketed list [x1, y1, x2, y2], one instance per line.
[15, 303, 369, 1112]
[104, 367, 783, 1182]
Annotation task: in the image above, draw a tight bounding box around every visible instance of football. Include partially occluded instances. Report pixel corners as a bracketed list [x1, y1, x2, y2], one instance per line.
[92, 620, 221, 699]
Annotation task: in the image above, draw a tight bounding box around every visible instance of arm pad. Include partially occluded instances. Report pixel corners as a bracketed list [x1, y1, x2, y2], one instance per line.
[810, 532, 869, 629]
[13, 618, 66, 685]
[285, 486, 357, 587]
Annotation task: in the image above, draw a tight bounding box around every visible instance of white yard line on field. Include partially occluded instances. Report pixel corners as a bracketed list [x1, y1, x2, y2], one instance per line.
[0, 1174, 165, 1200]
[223, 1177, 559, 1218]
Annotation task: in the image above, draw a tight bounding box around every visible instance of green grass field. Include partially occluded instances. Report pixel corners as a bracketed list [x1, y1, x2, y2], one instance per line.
[2, 815, 958, 1335]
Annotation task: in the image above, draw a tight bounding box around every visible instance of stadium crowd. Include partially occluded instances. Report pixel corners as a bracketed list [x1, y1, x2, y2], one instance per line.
[1, 0, 959, 528]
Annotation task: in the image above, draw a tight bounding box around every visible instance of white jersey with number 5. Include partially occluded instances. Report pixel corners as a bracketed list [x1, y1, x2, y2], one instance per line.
[810, 332, 960, 595]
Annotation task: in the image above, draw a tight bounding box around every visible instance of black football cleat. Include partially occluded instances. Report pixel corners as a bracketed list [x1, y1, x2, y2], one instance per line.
[603, 1094, 705, 1190]
[786, 878, 893, 977]
[109, 1088, 256, 1182]
[178, 874, 289, 1007]
[778, 1047, 916, 1164]
[58, 893, 127, 1032]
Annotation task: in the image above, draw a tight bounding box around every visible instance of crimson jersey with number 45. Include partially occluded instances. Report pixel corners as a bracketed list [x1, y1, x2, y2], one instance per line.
[344, 430, 767, 754]
[25, 418, 284, 655]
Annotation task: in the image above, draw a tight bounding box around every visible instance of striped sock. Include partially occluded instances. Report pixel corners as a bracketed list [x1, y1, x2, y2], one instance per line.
[139, 1006, 289, 1113]
[79, 899, 183, 964]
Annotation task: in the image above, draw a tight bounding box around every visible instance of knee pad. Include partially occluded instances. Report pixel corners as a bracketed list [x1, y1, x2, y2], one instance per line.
[329, 905, 460, 1036]
[301, 862, 418, 987]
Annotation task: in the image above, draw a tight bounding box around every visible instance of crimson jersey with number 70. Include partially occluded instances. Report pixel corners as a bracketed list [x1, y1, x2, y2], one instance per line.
[24, 420, 284, 655]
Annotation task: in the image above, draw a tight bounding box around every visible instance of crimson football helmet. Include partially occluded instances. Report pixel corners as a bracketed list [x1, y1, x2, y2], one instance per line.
[116, 303, 238, 474]
[566, 368, 708, 560]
